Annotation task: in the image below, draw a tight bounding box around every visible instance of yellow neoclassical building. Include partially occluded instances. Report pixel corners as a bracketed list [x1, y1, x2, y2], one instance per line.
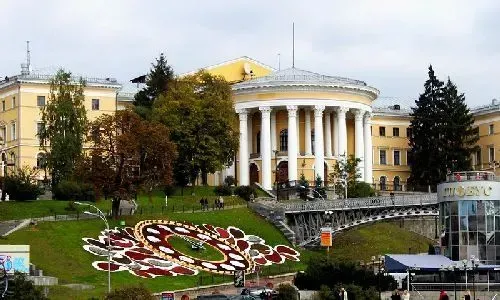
[0, 71, 122, 181]
[2, 56, 500, 194]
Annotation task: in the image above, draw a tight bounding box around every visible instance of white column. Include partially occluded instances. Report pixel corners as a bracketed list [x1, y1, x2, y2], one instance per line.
[314, 105, 325, 181]
[287, 105, 298, 181]
[248, 113, 253, 155]
[337, 107, 348, 157]
[296, 109, 300, 155]
[260, 106, 272, 190]
[304, 108, 312, 155]
[354, 109, 365, 181]
[364, 112, 373, 184]
[333, 112, 339, 156]
[271, 111, 277, 152]
[325, 112, 332, 157]
[237, 109, 249, 185]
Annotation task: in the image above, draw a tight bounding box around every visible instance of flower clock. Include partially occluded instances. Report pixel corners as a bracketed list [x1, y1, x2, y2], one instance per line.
[82, 220, 300, 278]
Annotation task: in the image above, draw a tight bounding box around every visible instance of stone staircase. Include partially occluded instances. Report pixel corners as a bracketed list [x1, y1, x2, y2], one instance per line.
[249, 199, 296, 246]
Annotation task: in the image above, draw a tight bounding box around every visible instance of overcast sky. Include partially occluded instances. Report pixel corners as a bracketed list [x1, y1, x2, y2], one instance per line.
[1, 0, 499, 107]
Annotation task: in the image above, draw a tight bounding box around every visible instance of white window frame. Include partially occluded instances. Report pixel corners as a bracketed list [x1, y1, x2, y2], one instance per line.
[489, 146, 495, 163]
[92, 98, 100, 111]
[11, 97, 16, 108]
[37, 95, 46, 107]
[0, 126, 6, 145]
[379, 149, 387, 165]
[393, 150, 401, 166]
[489, 124, 495, 135]
[10, 122, 16, 141]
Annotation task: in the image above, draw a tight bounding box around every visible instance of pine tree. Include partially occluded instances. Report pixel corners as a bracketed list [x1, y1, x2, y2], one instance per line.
[409, 66, 478, 187]
[133, 53, 174, 118]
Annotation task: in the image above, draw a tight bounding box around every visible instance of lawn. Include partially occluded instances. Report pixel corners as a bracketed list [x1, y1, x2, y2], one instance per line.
[0, 186, 245, 221]
[326, 221, 433, 262]
[0, 207, 299, 300]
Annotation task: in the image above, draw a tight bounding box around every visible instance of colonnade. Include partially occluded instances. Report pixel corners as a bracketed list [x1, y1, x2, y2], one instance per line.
[236, 105, 373, 190]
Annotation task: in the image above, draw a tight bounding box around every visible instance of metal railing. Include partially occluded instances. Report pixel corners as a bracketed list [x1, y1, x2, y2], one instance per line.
[275, 193, 438, 212]
[446, 171, 497, 182]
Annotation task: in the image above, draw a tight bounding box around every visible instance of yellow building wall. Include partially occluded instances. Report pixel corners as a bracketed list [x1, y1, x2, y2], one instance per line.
[473, 113, 500, 174]
[199, 58, 273, 84]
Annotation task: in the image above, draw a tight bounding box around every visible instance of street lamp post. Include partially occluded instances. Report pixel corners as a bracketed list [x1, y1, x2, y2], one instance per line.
[471, 255, 479, 300]
[299, 185, 324, 201]
[75, 202, 111, 293]
[447, 265, 457, 300]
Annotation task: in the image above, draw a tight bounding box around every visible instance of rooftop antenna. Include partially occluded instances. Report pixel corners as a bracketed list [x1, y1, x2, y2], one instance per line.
[20, 41, 31, 75]
[292, 23, 295, 68]
[278, 53, 281, 71]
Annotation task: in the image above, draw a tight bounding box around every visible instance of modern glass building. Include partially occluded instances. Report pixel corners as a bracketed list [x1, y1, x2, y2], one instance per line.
[438, 171, 500, 264]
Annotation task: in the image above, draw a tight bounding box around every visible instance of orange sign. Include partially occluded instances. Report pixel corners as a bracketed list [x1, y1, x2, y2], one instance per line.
[320, 228, 332, 247]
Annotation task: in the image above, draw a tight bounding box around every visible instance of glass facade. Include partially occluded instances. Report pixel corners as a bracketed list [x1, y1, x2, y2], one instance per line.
[440, 199, 500, 264]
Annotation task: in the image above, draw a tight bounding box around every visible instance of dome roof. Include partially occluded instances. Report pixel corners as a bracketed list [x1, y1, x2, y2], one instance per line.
[233, 67, 372, 90]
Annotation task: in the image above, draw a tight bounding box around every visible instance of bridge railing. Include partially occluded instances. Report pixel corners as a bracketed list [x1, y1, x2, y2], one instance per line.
[278, 193, 438, 212]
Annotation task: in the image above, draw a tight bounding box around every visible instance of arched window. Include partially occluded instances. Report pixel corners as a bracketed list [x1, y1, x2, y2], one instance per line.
[380, 176, 387, 191]
[394, 176, 401, 191]
[9, 152, 15, 166]
[256, 131, 261, 154]
[37, 153, 47, 169]
[1, 152, 6, 162]
[280, 129, 288, 152]
[311, 130, 315, 154]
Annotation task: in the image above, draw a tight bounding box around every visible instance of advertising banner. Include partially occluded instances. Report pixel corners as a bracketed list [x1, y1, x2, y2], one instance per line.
[320, 227, 332, 247]
[0, 245, 30, 274]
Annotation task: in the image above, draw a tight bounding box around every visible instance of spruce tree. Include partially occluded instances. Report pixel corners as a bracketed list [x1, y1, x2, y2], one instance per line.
[409, 66, 478, 187]
[133, 53, 174, 118]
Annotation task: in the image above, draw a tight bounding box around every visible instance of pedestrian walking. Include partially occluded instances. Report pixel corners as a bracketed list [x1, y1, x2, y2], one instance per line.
[338, 287, 348, 300]
[391, 290, 401, 300]
[402, 290, 410, 300]
[219, 196, 224, 209]
[463, 290, 471, 300]
[439, 290, 449, 300]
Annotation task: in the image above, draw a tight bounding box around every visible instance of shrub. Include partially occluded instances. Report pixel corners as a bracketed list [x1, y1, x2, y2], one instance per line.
[214, 185, 232, 196]
[224, 175, 236, 186]
[276, 283, 299, 300]
[53, 180, 96, 202]
[3, 166, 42, 201]
[5, 271, 48, 300]
[234, 185, 256, 201]
[348, 182, 376, 198]
[105, 285, 155, 300]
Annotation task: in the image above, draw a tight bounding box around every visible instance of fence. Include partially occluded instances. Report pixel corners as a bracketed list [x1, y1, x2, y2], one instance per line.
[29, 198, 246, 222]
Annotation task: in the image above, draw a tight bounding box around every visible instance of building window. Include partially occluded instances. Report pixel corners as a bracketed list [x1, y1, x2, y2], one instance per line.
[10, 152, 15, 166]
[10, 123, 16, 140]
[1, 100, 4, 111]
[37, 96, 46, 107]
[394, 176, 401, 191]
[256, 131, 261, 154]
[394, 150, 401, 166]
[92, 99, 100, 110]
[380, 176, 387, 191]
[379, 126, 386, 136]
[12, 97, 16, 108]
[489, 124, 494, 135]
[279, 129, 288, 152]
[311, 130, 315, 155]
[406, 128, 412, 138]
[37, 122, 45, 138]
[0, 127, 5, 144]
[476, 150, 482, 167]
[393, 127, 399, 137]
[380, 149, 387, 165]
[36, 153, 47, 169]
[489, 147, 495, 163]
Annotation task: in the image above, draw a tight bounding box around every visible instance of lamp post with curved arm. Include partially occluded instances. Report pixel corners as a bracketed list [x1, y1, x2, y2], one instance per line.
[75, 202, 111, 293]
[299, 185, 324, 201]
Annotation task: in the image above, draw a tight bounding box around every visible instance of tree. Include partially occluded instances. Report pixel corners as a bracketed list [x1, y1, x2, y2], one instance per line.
[4, 271, 47, 300]
[409, 66, 478, 187]
[105, 285, 155, 300]
[329, 155, 374, 198]
[40, 69, 88, 187]
[3, 166, 42, 201]
[153, 71, 239, 186]
[276, 283, 299, 300]
[80, 110, 176, 217]
[133, 53, 174, 119]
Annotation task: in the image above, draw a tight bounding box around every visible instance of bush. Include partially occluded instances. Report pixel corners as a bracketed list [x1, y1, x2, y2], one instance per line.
[348, 182, 376, 198]
[3, 166, 42, 201]
[5, 271, 48, 300]
[105, 285, 155, 300]
[276, 283, 299, 300]
[53, 180, 96, 202]
[224, 175, 236, 186]
[214, 185, 232, 196]
[234, 185, 256, 201]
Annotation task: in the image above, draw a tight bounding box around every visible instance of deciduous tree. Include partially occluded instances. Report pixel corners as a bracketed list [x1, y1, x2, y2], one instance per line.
[40, 69, 88, 187]
[81, 110, 176, 217]
[153, 71, 238, 186]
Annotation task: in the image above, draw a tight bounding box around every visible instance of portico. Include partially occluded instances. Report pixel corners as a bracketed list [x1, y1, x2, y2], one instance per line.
[232, 68, 379, 190]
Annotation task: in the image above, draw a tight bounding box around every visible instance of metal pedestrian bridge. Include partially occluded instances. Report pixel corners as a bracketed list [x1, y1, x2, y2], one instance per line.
[251, 193, 439, 247]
